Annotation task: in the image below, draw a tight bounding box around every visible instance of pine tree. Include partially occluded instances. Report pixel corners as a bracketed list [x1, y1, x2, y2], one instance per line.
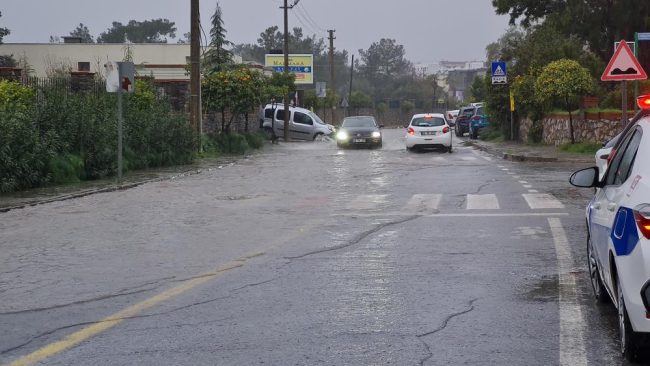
[203, 2, 233, 73]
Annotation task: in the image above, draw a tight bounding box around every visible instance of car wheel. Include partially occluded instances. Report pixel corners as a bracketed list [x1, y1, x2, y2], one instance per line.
[618, 275, 647, 361]
[376, 142, 383, 149]
[313, 132, 324, 142]
[587, 235, 608, 303]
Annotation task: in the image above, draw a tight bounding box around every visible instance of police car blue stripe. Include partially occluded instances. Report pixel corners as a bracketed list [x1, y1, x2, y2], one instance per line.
[610, 207, 640, 256]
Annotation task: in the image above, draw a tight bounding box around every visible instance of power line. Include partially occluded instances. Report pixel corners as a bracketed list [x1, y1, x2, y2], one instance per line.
[297, 2, 326, 33]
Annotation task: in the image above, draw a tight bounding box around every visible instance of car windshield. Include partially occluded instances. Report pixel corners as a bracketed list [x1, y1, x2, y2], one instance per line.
[411, 117, 445, 127]
[461, 109, 475, 117]
[311, 112, 326, 125]
[342, 117, 376, 128]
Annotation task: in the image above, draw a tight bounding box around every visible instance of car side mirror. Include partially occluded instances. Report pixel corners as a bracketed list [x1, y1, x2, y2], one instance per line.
[379, 124, 385, 129]
[569, 167, 599, 188]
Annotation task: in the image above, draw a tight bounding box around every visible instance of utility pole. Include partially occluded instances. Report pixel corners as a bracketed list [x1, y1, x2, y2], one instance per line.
[190, 0, 201, 150]
[280, 0, 299, 142]
[328, 29, 336, 122]
[348, 54, 354, 107]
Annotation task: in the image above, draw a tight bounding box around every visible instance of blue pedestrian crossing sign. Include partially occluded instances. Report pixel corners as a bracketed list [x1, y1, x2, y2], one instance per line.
[491, 61, 507, 84]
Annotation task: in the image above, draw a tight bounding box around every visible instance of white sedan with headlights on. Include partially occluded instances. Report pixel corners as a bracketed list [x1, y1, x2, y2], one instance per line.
[405, 113, 453, 153]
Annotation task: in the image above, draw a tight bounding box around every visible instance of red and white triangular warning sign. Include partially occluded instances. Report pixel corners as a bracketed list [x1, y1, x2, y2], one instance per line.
[602, 40, 648, 81]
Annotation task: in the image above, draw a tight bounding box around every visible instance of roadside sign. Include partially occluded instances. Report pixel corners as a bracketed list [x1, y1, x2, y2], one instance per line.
[638, 32, 650, 41]
[491, 61, 507, 84]
[265, 54, 314, 85]
[602, 41, 648, 81]
[615, 41, 636, 54]
[316, 82, 327, 98]
[104, 61, 135, 93]
[510, 90, 515, 112]
[341, 96, 349, 108]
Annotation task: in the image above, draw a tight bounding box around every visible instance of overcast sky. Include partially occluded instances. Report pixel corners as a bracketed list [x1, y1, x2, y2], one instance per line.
[1, 0, 511, 64]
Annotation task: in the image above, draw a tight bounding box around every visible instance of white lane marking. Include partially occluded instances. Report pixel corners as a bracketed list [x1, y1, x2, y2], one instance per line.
[523, 193, 564, 209]
[513, 175, 521, 179]
[432, 157, 446, 162]
[482, 156, 493, 161]
[497, 165, 504, 168]
[347, 194, 389, 210]
[528, 189, 539, 193]
[523, 185, 533, 189]
[336, 212, 569, 218]
[466, 194, 500, 210]
[461, 156, 477, 161]
[548, 218, 588, 366]
[507, 172, 515, 175]
[519, 181, 528, 184]
[404, 194, 442, 212]
[501, 168, 509, 171]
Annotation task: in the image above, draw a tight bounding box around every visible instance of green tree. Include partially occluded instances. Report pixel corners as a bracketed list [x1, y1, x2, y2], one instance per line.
[535, 59, 593, 143]
[69, 23, 94, 43]
[97, 19, 177, 43]
[0, 11, 15, 67]
[468, 75, 487, 102]
[357, 38, 414, 100]
[349, 91, 373, 108]
[0, 11, 9, 43]
[492, 0, 650, 62]
[203, 2, 233, 73]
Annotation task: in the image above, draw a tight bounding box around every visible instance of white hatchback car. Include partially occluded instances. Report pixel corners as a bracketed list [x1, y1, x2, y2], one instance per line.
[570, 95, 650, 361]
[405, 113, 453, 153]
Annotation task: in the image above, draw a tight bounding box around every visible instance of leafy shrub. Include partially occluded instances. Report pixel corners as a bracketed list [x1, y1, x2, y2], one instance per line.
[479, 126, 503, 141]
[0, 80, 34, 113]
[213, 132, 249, 154]
[559, 142, 601, 154]
[47, 154, 85, 184]
[243, 131, 265, 149]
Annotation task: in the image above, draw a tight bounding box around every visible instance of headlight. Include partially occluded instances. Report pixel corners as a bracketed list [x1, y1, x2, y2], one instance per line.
[336, 131, 349, 140]
[371, 131, 381, 138]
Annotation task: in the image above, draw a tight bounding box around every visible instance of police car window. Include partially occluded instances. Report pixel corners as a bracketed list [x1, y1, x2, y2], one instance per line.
[605, 129, 641, 186]
[294, 112, 313, 125]
[613, 130, 642, 186]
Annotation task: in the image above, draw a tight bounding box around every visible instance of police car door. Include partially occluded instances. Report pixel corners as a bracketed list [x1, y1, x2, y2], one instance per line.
[590, 128, 643, 291]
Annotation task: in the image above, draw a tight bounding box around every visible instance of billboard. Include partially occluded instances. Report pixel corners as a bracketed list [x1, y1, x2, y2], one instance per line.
[265, 54, 314, 85]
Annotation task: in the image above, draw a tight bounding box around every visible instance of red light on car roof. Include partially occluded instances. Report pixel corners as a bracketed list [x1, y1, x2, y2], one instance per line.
[638, 95, 650, 110]
[424, 115, 433, 120]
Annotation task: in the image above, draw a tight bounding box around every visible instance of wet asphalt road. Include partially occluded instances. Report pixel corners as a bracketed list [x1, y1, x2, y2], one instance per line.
[0, 129, 641, 365]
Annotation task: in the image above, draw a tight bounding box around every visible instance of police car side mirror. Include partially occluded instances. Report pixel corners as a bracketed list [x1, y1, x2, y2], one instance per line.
[569, 167, 599, 188]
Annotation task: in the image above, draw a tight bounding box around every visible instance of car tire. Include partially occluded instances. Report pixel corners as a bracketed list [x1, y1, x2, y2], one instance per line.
[618, 274, 648, 362]
[587, 234, 608, 304]
[376, 142, 383, 149]
[313, 132, 324, 141]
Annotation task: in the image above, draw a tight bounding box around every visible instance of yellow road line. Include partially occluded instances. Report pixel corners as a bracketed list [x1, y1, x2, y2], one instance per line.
[7, 219, 321, 366]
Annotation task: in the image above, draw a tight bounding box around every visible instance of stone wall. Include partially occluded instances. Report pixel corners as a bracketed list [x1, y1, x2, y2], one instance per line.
[519, 114, 629, 145]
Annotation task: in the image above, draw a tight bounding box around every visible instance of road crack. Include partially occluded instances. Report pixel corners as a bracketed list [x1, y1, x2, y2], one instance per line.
[284, 215, 420, 260]
[0, 277, 277, 355]
[416, 298, 479, 366]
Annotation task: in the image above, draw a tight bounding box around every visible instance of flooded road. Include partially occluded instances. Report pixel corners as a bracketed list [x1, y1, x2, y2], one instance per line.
[0, 129, 631, 365]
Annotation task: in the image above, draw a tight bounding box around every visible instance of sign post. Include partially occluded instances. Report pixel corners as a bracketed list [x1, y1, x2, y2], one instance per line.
[601, 40, 648, 126]
[104, 61, 135, 183]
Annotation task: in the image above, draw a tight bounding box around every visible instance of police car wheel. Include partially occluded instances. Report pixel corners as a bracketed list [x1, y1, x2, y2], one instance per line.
[587, 235, 608, 303]
[618, 275, 647, 361]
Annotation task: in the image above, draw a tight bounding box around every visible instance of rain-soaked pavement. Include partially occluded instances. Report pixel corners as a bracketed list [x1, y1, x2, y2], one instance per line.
[0, 129, 639, 365]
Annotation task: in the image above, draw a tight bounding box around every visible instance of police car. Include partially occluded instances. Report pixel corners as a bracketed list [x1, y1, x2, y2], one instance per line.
[570, 95, 650, 361]
[405, 113, 453, 153]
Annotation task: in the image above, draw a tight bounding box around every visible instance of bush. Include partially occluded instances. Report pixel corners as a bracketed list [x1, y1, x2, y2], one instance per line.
[479, 126, 503, 141]
[214, 132, 249, 154]
[243, 131, 265, 149]
[48, 154, 85, 184]
[559, 142, 601, 154]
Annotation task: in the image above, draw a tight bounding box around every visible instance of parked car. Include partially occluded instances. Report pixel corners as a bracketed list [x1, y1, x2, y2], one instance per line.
[336, 116, 383, 149]
[262, 104, 334, 141]
[405, 113, 452, 153]
[468, 106, 489, 139]
[569, 95, 650, 362]
[455, 106, 477, 137]
[595, 134, 620, 181]
[446, 110, 459, 125]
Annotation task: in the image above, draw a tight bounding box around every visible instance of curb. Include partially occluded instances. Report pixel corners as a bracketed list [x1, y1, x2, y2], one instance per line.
[0, 168, 206, 214]
[464, 140, 593, 163]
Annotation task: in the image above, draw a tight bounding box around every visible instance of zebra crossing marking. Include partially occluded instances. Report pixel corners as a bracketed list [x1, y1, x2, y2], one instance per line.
[347, 194, 389, 210]
[523, 193, 564, 209]
[405, 194, 442, 212]
[467, 194, 500, 210]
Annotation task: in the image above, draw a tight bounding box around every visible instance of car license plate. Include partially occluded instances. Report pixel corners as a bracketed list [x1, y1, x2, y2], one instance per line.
[421, 131, 436, 136]
[353, 138, 365, 143]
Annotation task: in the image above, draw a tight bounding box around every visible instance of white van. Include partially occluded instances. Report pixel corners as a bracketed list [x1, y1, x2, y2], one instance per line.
[262, 104, 335, 140]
